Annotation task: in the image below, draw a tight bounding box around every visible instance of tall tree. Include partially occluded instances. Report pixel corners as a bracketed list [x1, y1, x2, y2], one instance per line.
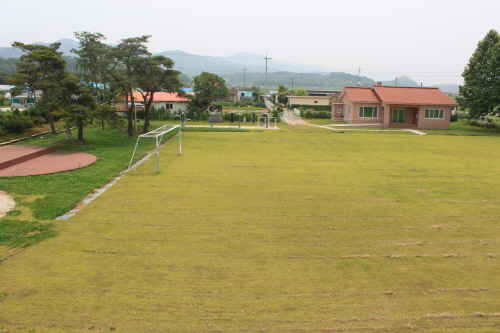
[133, 55, 182, 133]
[6, 42, 67, 134]
[190, 72, 229, 111]
[58, 75, 97, 141]
[72, 31, 109, 103]
[457, 29, 500, 118]
[106, 36, 151, 136]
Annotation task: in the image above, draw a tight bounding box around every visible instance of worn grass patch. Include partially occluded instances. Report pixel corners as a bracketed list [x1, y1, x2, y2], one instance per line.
[0, 129, 500, 331]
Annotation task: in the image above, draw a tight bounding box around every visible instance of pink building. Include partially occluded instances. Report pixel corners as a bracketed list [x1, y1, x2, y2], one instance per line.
[332, 84, 457, 129]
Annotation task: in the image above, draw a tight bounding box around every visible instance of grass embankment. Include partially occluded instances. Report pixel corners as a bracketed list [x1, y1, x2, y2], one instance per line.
[0, 126, 500, 331]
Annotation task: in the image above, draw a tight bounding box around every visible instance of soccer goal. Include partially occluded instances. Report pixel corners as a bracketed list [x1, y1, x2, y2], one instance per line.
[128, 124, 182, 173]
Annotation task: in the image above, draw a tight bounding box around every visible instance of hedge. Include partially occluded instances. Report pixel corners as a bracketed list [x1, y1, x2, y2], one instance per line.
[290, 104, 332, 111]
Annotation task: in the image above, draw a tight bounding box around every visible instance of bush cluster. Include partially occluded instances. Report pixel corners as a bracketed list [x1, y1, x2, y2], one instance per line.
[290, 104, 332, 111]
[467, 118, 500, 129]
[0, 108, 47, 135]
[136, 107, 184, 121]
[298, 108, 331, 119]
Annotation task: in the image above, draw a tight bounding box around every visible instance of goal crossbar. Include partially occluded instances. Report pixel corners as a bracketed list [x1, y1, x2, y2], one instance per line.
[128, 124, 182, 172]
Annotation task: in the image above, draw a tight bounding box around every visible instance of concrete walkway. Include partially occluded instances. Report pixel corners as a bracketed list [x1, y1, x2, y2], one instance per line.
[278, 105, 426, 135]
[305, 123, 427, 135]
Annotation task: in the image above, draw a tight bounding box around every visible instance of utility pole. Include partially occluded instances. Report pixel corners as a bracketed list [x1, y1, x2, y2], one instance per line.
[264, 52, 271, 96]
[243, 66, 248, 88]
[292, 78, 294, 94]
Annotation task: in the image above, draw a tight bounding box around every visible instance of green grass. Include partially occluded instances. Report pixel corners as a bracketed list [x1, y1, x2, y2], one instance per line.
[0, 123, 180, 252]
[303, 118, 338, 125]
[181, 127, 252, 132]
[1, 127, 500, 331]
[0, 219, 57, 249]
[423, 120, 500, 136]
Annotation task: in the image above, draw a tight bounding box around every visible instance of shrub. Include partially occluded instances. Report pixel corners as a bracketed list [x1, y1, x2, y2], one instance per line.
[4, 117, 34, 133]
[469, 120, 484, 127]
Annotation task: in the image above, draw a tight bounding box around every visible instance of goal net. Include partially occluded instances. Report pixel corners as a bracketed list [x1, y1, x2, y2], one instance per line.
[128, 124, 182, 172]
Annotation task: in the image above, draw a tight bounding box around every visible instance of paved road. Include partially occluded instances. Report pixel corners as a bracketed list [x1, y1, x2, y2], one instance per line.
[264, 99, 305, 125]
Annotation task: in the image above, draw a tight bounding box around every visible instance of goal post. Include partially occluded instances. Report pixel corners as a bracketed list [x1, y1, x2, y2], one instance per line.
[128, 124, 182, 173]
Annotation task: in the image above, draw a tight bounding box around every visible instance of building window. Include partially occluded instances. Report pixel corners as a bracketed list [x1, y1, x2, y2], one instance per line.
[314, 101, 318, 103]
[337, 109, 342, 113]
[166, 103, 173, 109]
[359, 106, 378, 118]
[425, 109, 444, 119]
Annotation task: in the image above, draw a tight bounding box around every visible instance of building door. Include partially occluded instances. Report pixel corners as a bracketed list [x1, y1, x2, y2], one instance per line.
[391, 108, 406, 123]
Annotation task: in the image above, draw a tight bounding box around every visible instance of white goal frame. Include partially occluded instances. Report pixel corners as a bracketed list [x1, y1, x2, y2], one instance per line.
[128, 124, 182, 173]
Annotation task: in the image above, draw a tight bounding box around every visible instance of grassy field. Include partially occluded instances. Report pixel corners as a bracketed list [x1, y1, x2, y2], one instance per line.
[1, 123, 500, 331]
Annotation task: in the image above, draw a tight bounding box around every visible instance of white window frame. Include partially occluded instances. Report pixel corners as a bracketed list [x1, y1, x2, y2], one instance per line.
[424, 109, 444, 119]
[359, 106, 378, 118]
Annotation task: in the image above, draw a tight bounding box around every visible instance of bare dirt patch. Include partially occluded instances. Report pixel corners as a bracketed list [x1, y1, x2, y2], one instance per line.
[0, 191, 15, 218]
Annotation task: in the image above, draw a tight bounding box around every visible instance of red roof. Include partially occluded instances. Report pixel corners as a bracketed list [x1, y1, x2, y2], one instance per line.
[343, 87, 380, 103]
[372, 86, 457, 106]
[128, 92, 190, 102]
[342, 86, 457, 106]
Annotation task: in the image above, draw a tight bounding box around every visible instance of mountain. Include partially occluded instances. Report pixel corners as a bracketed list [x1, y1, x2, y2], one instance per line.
[0, 38, 79, 58]
[0, 38, 461, 91]
[431, 83, 459, 93]
[225, 52, 331, 73]
[382, 76, 459, 93]
[221, 71, 376, 90]
[382, 76, 420, 87]
[33, 38, 80, 57]
[154, 50, 241, 78]
[154, 50, 330, 78]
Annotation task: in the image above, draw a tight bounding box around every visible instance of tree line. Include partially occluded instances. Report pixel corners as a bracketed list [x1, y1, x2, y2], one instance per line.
[6, 32, 184, 139]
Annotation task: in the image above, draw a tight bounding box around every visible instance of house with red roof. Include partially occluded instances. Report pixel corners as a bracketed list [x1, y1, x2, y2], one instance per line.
[114, 92, 192, 113]
[332, 83, 457, 129]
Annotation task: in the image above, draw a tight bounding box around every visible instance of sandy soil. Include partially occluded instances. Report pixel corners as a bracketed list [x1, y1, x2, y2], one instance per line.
[0, 191, 15, 218]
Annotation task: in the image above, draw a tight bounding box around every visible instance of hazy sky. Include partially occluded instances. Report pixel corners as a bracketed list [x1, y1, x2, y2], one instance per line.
[1, 0, 498, 85]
